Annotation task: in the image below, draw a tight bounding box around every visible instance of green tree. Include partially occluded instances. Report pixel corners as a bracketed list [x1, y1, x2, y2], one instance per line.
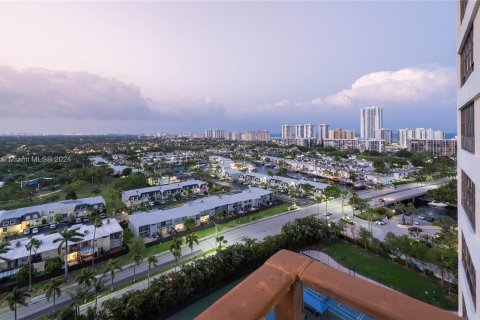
[315, 195, 326, 215]
[104, 260, 122, 290]
[25, 237, 41, 291]
[348, 190, 358, 222]
[169, 237, 183, 271]
[77, 267, 96, 292]
[323, 185, 341, 214]
[44, 277, 64, 313]
[185, 232, 199, 255]
[383, 232, 398, 261]
[407, 202, 416, 225]
[65, 190, 77, 200]
[44, 257, 62, 274]
[393, 202, 407, 225]
[68, 286, 87, 317]
[7, 287, 30, 320]
[340, 191, 348, 218]
[92, 275, 106, 314]
[215, 235, 228, 252]
[184, 217, 195, 231]
[129, 237, 145, 282]
[147, 255, 158, 288]
[0, 238, 11, 263]
[53, 227, 84, 280]
[358, 227, 372, 250]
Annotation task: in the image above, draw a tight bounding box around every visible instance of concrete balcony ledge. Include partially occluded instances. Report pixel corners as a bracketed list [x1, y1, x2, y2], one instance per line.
[196, 250, 460, 320]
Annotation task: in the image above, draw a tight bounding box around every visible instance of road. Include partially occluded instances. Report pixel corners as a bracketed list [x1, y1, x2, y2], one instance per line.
[0, 181, 445, 320]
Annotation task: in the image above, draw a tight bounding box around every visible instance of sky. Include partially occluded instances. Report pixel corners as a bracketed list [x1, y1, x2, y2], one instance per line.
[0, 1, 457, 135]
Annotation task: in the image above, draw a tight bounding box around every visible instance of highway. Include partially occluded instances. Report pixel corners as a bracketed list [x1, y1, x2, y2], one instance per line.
[0, 181, 446, 320]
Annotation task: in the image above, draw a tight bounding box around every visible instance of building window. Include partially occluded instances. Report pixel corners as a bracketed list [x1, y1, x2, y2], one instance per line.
[460, 0, 468, 22]
[461, 103, 475, 153]
[461, 27, 474, 85]
[462, 170, 476, 231]
[462, 234, 477, 308]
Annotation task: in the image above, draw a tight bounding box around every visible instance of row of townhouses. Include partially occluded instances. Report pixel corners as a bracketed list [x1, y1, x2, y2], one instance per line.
[238, 173, 328, 196]
[0, 196, 106, 235]
[121, 180, 208, 207]
[0, 219, 123, 274]
[129, 188, 273, 239]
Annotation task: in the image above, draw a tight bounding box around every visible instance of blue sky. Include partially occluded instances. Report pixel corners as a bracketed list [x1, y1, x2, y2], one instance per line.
[0, 1, 456, 134]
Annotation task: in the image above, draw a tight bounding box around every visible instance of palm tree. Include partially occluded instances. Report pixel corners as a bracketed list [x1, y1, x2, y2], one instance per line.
[7, 287, 30, 320]
[315, 195, 326, 215]
[147, 255, 158, 288]
[104, 259, 122, 290]
[215, 235, 228, 251]
[92, 275, 106, 314]
[185, 232, 199, 256]
[53, 227, 84, 280]
[184, 217, 195, 231]
[129, 236, 145, 282]
[77, 267, 96, 292]
[0, 238, 11, 263]
[323, 185, 340, 214]
[69, 286, 87, 316]
[169, 237, 183, 272]
[91, 217, 103, 268]
[25, 237, 41, 291]
[44, 277, 63, 313]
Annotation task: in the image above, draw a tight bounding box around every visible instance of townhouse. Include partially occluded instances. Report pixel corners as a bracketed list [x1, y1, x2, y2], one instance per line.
[0, 218, 123, 273]
[121, 180, 207, 207]
[0, 196, 106, 235]
[129, 188, 273, 238]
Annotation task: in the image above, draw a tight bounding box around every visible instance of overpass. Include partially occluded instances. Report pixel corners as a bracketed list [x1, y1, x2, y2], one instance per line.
[358, 183, 442, 207]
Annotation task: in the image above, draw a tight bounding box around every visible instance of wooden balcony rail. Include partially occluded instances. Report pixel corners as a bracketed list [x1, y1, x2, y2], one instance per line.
[196, 250, 460, 320]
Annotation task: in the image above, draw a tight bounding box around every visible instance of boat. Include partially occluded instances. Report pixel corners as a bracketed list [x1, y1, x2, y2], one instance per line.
[427, 200, 449, 208]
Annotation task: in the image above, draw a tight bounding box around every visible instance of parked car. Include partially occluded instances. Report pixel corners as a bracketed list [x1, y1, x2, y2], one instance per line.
[375, 221, 386, 225]
[23, 228, 31, 235]
[426, 216, 435, 223]
[149, 201, 155, 206]
[323, 212, 333, 216]
[408, 226, 423, 232]
[378, 198, 385, 202]
[418, 215, 426, 220]
[82, 217, 89, 223]
[414, 221, 420, 226]
[49, 223, 57, 229]
[75, 218, 82, 224]
[100, 213, 106, 219]
[32, 228, 39, 234]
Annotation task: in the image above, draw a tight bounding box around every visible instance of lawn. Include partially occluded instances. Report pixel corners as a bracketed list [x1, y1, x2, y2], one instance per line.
[316, 241, 457, 310]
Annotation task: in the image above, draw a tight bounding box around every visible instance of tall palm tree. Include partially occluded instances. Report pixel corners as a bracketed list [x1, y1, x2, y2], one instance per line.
[394, 203, 407, 225]
[315, 195, 326, 215]
[147, 255, 158, 288]
[25, 237, 41, 291]
[104, 259, 122, 290]
[0, 238, 11, 263]
[77, 267, 96, 292]
[129, 236, 145, 282]
[68, 286, 87, 316]
[44, 277, 63, 313]
[92, 275, 106, 314]
[169, 237, 183, 271]
[7, 287, 30, 320]
[91, 217, 103, 268]
[53, 227, 84, 280]
[185, 232, 199, 256]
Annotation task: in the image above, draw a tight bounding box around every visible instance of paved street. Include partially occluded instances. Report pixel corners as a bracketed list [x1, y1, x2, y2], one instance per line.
[0, 181, 446, 320]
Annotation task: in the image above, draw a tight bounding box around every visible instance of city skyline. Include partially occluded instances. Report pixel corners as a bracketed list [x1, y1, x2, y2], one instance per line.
[0, 1, 456, 134]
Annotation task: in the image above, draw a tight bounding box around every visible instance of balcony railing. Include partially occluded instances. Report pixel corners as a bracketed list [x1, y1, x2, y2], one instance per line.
[197, 250, 460, 320]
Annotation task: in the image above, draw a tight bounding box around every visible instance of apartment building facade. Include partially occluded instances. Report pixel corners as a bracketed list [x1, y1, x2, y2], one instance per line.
[0, 197, 106, 235]
[457, 1, 480, 318]
[360, 106, 383, 139]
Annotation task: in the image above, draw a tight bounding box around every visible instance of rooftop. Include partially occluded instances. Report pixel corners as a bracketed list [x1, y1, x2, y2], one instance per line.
[0, 196, 106, 220]
[129, 187, 271, 227]
[121, 180, 206, 200]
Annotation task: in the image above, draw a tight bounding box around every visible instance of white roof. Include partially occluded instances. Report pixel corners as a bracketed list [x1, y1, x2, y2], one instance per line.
[0, 196, 106, 220]
[122, 180, 206, 200]
[129, 188, 272, 227]
[244, 173, 328, 190]
[0, 219, 122, 261]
